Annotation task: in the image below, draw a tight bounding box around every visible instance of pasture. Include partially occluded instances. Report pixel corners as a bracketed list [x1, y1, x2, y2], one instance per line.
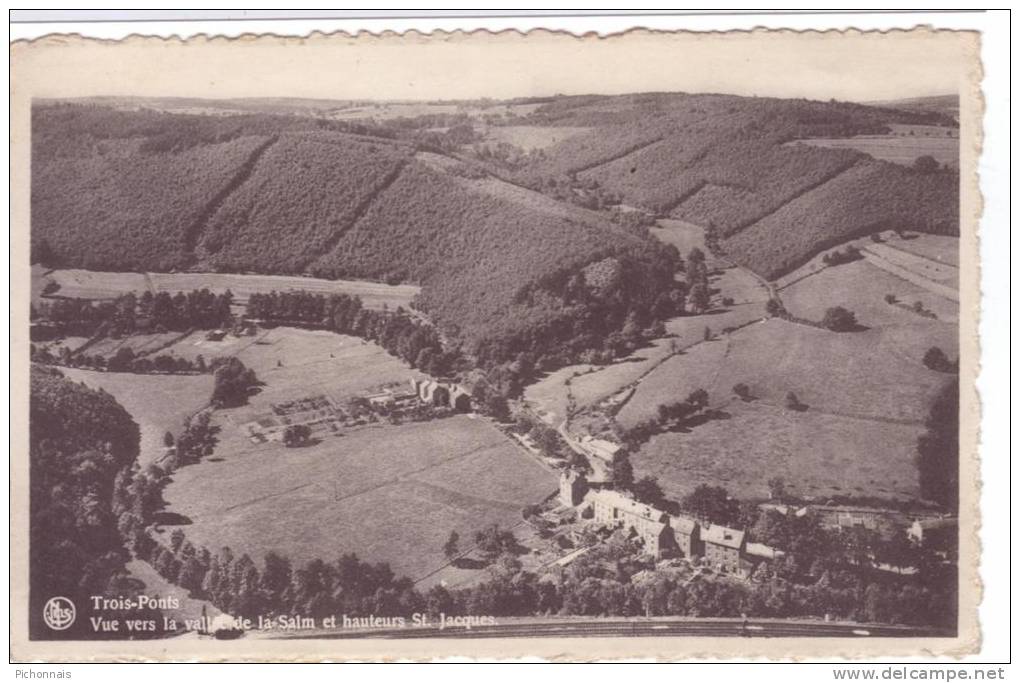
[621, 318, 954, 427]
[789, 135, 958, 169]
[228, 327, 411, 407]
[631, 399, 925, 502]
[481, 125, 592, 152]
[58, 367, 213, 467]
[884, 234, 959, 267]
[781, 259, 960, 327]
[43, 269, 149, 300]
[84, 330, 191, 358]
[161, 415, 556, 581]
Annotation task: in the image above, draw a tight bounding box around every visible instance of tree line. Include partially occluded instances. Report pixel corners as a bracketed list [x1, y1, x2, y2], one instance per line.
[34, 288, 234, 337]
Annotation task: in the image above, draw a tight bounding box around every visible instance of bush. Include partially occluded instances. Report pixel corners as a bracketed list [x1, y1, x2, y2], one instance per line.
[821, 306, 858, 332]
[923, 346, 955, 373]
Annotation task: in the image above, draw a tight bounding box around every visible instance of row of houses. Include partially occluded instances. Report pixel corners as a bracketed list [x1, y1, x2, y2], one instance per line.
[758, 502, 957, 551]
[560, 471, 781, 576]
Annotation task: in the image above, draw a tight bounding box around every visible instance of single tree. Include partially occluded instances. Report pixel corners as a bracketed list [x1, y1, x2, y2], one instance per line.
[821, 306, 858, 332]
[923, 346, 954, 373]
[443, 531, 460, 562]
[163, 431, 175, 448]
[733, 383, 751, 401]
[785, 391, 803, 411]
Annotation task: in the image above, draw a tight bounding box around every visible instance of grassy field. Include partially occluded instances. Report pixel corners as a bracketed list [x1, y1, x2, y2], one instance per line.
[789, 135, 958, 169]
[228, 327, 411, 408]
[58, 367, 213, 467]
[781, 259, 960, 327]
[631, 399, 925, 501]
[863, 243, 958, 287]
[883, 234, 959, 267]
[704, 319, 953, 423]
[162, 415, 555, 581]
[481, 125, 592, 152]
[620, 307, 956, 430]
[85, 331, 191, 358]
[43, 269, 150, 300]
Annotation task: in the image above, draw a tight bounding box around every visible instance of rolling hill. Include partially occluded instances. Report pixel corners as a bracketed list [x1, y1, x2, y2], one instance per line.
[31, 103, 680, 369]
[31, 93, 959, 366]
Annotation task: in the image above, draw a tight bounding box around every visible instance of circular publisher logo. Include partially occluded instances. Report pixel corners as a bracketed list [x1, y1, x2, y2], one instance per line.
[43, 597, 76, 631]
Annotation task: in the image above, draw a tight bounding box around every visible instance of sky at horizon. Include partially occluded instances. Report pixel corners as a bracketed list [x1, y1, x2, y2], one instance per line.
[12, 29, 973, 105]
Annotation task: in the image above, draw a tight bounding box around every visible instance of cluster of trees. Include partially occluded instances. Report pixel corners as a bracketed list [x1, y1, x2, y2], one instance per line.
[210, 357, 259, 408]
[724, 159, 959, 281]
[29, 367, 164, 639]
[623, 388, 710, 448]
[684, 248, 711, 314]
[822, 244, 863, 267]
[916, 379, 959, 511]
[428, 518, 954, 626]
[246, 291, 462, 379]
[33, 289, 234, 338]
[30, 343, 207, 376]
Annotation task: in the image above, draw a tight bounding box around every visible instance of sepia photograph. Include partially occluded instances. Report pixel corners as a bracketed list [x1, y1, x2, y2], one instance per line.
[8, 11, 1003, 666]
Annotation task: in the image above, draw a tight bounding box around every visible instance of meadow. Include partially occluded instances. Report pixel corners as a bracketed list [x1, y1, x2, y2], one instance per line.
[162, 415, 555, 581]
[481, 125, 592, 152]
[58, 367, 213, 467]
[781, 258, 960, 327]
[789, 135, 958, 169]
[630, 399, 925, 502]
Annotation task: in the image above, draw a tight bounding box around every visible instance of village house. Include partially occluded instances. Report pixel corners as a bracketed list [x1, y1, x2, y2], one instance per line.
[669, 515, 700, 558]
[559, 469, 588, 507]
[584, 488, 673, 558]
[700, 524, 745, 574]
[558, 471, 783, 570]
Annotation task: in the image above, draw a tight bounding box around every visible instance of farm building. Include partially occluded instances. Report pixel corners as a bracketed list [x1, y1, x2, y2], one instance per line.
[410, 376, 473, 412]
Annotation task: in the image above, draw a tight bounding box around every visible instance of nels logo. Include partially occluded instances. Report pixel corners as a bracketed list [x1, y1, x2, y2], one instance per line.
[43, 597, 76, 631]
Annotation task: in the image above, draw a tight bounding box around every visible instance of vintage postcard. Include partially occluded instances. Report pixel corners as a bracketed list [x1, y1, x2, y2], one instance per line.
[10, 25, 983, 662]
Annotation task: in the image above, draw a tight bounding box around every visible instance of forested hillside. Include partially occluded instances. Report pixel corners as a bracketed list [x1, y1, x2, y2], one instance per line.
[31, 94, 959, 368]
[200, 131, 413, 272]
[32, 104, 683, 371]
[722, 159, 959, 279]
[29, 366, 155, 639]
